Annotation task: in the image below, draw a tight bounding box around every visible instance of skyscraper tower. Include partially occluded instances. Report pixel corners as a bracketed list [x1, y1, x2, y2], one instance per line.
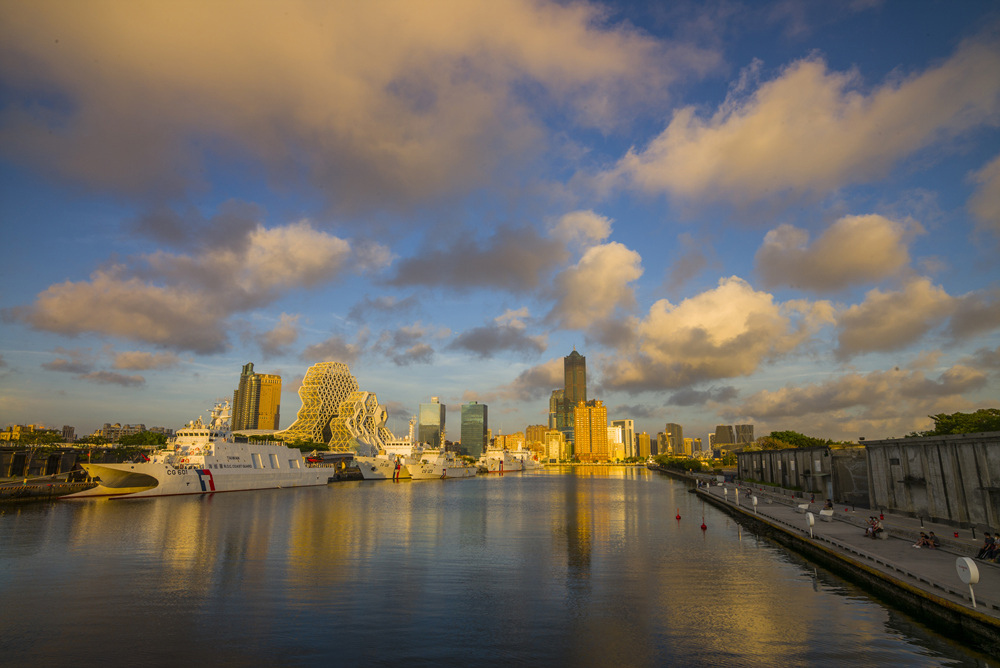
[419, 397, 446, 448]
[561, 349, 586, 443]
[232, 362, 282, 431]
[564, 349, 587, 405]
[460, 401, 488, 459]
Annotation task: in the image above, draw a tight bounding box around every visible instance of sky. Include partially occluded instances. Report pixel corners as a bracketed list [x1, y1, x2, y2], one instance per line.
[1, 0, 999, 444]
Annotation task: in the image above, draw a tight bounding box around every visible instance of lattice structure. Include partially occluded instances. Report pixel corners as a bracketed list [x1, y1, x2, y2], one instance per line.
[279, 362, 359, 446]
[328, 391, 396, 456]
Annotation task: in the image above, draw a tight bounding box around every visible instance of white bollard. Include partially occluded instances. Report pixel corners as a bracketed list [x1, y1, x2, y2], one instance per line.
[752, 496, 758, 515]
[806, 512, 815, 538]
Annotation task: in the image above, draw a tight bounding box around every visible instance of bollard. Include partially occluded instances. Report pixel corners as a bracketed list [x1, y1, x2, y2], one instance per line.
[806, 512, 815, 538]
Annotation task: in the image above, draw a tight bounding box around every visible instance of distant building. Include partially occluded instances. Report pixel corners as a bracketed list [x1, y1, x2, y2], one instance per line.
[418, 397, 446, 448]
[636, 432, 651, 459]
[666, 423, 683, 453]
[279, 361, 359, 445]
[544, 429, 568, 462]
[560, 349, 587, 443]
[714, 425, 735, 446]
[328, 390, 394, 455]
[656, 432, 668, 456]
[94, 423, 146, 441]
[62, 425, 76, 441]
[735, 424, 754, 445]
[494, 432, 525, 450]
[232, 362, 282, 431]
[608, 424, 624, 460]
[460, 401, 488, 458]
[612, 419, 635, 458]
[574, 399, 608, 462]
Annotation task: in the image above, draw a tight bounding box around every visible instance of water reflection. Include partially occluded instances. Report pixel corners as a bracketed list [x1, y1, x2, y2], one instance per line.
[0, 469, 990, 667]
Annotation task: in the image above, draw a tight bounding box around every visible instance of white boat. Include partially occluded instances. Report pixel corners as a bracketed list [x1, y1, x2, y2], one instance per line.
[355, 454, 411, 480]
[510, 448, 544, 471]
[62, 402, 333, 499]
[408, 449, 478, 479]
[478, 448, 523, 474]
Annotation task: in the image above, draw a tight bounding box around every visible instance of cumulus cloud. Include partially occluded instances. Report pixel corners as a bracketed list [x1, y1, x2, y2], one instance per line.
[727, 362, 987, 438]
[300, 332, 368, 366]
[348, 295, 420, 323]
[256, 314, 300, 358]
[79, 371, 145, 387]
[601, 276, 834, 392]
[389, 225, 568, 293]
[548, 242, 643, 329]
[42, 348, 94, 375]
[12, 221, 377, 353]
[968, 154, 1000, 235]
[449, 309, 547, 358]
[948, 288, 1000, 341]
[666, 385, 739, 406]
[0, 1, 716, 209]
[835, 277, 955, 359]
[756, 214, 916, 291]
[607, 38, 1000, 206]
[551, 210, 613, 247]
[476, 357, 565, 404]
[112, 351, 180, 370]
[374, 325, 442, 367]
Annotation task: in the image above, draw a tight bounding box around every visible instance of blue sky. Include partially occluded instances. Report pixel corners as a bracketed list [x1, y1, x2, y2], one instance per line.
[1, 0, 998, 443]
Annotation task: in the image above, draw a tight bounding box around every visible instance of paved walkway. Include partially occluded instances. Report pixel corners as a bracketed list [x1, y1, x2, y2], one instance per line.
[699, 482, 1000, 619]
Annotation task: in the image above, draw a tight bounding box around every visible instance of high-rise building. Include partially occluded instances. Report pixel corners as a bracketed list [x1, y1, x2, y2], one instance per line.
[666, 423, 683, 453]
[525, 424, 547, 445]
[419, 397, 446, 447]
[560, 349, 587, 443]
[714, 425, 736, 446]
[460, 401, 488, 458]
[636, 432, 651, 459]
[232, 362, 282, 431]
[544, 429, 567, 462]
[735, 424, 754, 445]
[574, 399, 608, 462]
[279, 361, 359, 445]
[611, 419, 635, 458]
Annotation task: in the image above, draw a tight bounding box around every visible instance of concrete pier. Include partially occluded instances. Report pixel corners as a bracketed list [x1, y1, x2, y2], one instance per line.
[695, 480, 1000, 653]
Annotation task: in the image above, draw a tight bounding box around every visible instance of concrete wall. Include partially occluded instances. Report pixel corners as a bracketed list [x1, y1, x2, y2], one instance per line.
[864, 432, 1000, 529]
[738, 446, 869, 506]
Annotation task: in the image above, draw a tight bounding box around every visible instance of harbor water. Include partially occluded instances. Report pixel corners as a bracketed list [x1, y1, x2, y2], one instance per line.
[0, 467, 990, 666]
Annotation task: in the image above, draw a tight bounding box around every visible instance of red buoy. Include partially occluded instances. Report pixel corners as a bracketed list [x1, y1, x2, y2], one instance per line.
[676, 508, 681, 520]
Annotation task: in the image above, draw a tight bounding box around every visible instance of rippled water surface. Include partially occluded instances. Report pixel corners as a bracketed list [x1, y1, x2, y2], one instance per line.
[0, 467, 990, 666]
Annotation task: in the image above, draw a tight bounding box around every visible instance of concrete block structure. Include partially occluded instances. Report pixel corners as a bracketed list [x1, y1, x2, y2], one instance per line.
[864, 432, 1000, 529]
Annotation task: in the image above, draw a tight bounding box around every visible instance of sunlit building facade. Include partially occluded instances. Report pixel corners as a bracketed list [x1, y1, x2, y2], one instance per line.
[561, 349, 587, 443]
[612, 419, 635, 458]
[637, 432, 651, 459]
[735, 424, 754, 445]
[279, 361, 359, 445]
[666, 423, 683, 454]
[232, 362, 282, 431]
[419, 397, 446, 448]
[574, 399, 608, 462]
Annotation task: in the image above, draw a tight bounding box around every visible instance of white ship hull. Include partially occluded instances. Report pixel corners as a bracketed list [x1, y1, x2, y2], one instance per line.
[355, 455, 411, 480]
[408, 450, 478, 479]
[62, 402, 332, 499]
[479, 450, 523, 474]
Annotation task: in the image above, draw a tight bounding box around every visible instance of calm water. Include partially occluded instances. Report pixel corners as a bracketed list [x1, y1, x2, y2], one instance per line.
[0, 467, 991, 667]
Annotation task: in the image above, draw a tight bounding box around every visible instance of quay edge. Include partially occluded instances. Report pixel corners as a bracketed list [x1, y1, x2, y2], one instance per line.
[696, 486, 1000, 655]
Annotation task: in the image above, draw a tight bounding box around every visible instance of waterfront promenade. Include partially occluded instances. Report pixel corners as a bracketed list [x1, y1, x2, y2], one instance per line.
[696, 479, 1000, 651]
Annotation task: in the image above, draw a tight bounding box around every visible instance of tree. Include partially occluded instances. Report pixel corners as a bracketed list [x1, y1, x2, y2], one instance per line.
[766, 431, 830, 449]
[118, 431, 169, 446]
[907, 409, 1000, 437]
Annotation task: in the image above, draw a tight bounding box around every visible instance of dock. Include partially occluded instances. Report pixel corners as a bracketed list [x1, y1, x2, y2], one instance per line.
[694, 480, 1000, 654]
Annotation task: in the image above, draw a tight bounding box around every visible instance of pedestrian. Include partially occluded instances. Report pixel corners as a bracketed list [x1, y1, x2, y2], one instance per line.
[976, 532, 994, 559]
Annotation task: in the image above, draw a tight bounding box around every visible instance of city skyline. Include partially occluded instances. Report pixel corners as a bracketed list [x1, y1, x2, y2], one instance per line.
[2, 2, 999, 442]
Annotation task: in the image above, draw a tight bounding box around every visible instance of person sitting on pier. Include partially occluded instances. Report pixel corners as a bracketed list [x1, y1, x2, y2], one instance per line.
[927, 532, 940, 549]
[913, 532, 930, 548]
[864, 517, 876, 537]
[870, 518, 884, 539]
[824, 499, 833, 510]
[976, 533, 994, 560]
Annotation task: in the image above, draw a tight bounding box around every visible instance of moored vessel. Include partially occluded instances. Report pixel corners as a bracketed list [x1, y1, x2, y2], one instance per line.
[62, 402, 333, 499]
